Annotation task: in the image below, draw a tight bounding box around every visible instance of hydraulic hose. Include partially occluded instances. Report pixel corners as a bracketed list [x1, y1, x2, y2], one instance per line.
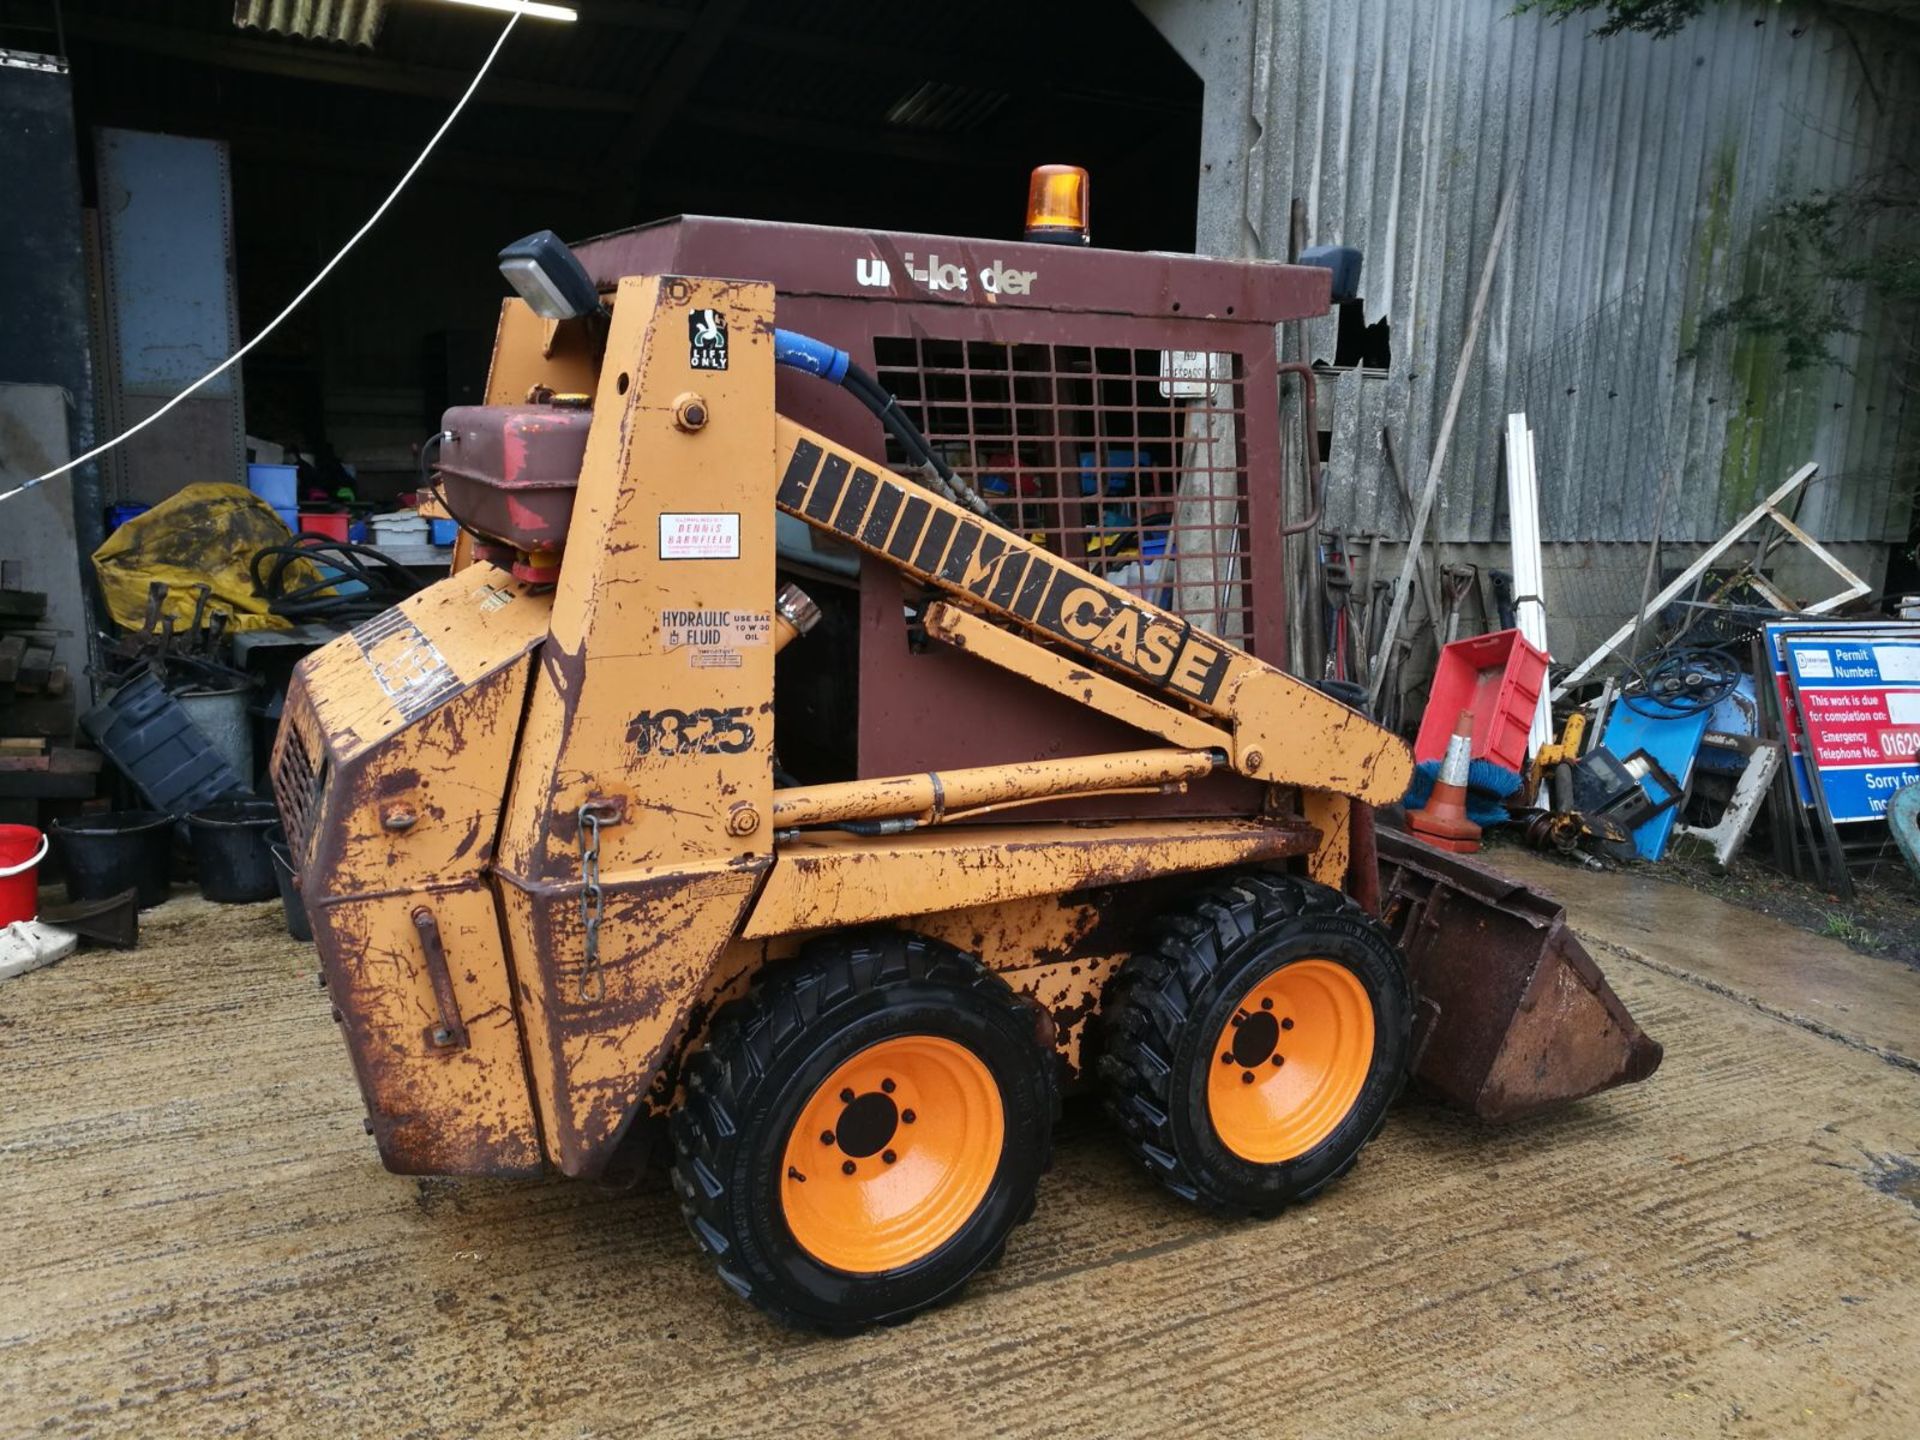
[250, 538, 423, 624]
[772, 328, 992, 518]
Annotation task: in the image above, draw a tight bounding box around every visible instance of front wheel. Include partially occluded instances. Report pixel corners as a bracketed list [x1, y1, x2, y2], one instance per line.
[1099, 872, 1412, 1215]
[670, 931, 1056, 1331]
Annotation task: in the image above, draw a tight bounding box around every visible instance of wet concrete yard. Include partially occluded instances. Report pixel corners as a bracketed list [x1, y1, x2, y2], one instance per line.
[2, 857, 1917, 1438]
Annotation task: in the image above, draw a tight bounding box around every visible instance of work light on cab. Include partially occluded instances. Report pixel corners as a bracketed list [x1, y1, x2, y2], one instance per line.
[1025, 164, 1091, 245]
[497, 229, 602, 320]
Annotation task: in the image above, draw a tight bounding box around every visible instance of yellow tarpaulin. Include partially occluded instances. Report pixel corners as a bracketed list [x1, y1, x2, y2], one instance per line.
[92, 482, 320, 634]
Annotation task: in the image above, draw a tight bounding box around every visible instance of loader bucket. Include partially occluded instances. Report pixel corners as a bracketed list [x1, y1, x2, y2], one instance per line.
[1374, 827, 1663, 1122]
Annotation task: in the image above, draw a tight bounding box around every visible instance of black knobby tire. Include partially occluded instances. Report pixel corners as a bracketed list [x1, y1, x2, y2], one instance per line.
[669, 930, 1056, 1332]
[1098, 871, 1412, 1216]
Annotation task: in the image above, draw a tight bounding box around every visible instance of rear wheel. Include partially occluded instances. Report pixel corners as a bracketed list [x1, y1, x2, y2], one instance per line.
[1099, 872, 1411, 1215]
[670, 931, 1055, 1331]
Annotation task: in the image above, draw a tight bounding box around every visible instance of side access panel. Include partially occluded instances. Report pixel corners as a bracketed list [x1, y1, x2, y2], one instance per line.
[315, 882, 541, 1175]
[496, 859, 764, 1176]
[274, 565, 553, 1176]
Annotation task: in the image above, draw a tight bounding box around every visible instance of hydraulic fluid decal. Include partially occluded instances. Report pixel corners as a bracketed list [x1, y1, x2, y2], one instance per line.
[351, 609, 461, 723]
[777, 436, 1230, 706]
[658, 608, 771, 669]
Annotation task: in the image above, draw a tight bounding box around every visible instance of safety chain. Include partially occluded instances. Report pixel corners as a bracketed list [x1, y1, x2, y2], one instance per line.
[576, 803, 608, 1002]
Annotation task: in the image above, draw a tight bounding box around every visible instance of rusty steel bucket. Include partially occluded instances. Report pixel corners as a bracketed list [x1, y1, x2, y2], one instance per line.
[1374, 826, 1663, 1122]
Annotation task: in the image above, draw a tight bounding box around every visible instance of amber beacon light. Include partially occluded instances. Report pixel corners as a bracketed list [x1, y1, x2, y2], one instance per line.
[1024, 165, 1091, 245]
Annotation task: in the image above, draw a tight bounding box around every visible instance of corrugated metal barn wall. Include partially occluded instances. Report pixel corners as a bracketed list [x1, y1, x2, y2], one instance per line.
[1142, 0, 1918, 548]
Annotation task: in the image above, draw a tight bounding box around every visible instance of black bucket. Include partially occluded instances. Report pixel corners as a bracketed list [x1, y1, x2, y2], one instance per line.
[186, 800, 280, 903]
[50, 810, 175, 908]
[265, 825, 313, 942]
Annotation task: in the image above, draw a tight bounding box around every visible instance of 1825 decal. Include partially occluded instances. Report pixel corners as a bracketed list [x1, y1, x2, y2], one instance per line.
[627, 706, 756, 756]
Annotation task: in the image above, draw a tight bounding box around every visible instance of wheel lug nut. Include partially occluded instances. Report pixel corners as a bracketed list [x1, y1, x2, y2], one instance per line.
[1220, 1051, 1234, 1065]
[841, 1160, 856, 1176]
[881, 1078, 896, 1094]
[902, 1109, 916, 1124]
[839, 1088, 855, 1103]
[820, 1130, 834, 1145]
[1240, 1071, 1255, 1085]
[1260, 998, 1273, 1011]
[882, 1149, 897, 1164]
[1271, 1056, 1284, 1067]
[1281, 1018, 1294, 1030]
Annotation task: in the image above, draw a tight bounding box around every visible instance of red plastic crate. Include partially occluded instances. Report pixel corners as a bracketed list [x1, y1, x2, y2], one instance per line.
[1413, 629, 1549, 775]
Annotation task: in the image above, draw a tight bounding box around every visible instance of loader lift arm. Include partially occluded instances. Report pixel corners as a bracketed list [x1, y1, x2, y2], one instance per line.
[762, 331, 1411, 812]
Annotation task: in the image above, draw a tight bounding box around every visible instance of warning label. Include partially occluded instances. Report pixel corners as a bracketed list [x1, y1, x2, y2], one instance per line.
[659, 608, 770, 669]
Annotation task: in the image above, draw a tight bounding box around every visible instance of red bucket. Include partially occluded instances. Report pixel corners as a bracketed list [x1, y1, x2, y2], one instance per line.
[0, 824, 49, 924]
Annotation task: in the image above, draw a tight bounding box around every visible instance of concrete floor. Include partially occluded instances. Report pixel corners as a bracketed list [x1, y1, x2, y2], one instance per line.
[2, 856, 1918, 1439]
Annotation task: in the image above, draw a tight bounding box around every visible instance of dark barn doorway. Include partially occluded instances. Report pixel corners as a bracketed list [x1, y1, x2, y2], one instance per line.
[0, 0, 1202, 495]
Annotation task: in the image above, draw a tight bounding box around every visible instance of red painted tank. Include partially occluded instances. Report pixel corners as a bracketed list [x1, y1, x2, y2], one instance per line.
[437, 400, 589, 551]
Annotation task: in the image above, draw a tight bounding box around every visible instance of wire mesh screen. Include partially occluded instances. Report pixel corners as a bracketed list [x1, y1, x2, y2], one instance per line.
[270, 699, 327, 864]
[872, 337, 1258, 648]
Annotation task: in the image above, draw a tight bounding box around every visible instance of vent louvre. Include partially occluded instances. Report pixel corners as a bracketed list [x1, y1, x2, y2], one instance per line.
[271, 701, 328, 863]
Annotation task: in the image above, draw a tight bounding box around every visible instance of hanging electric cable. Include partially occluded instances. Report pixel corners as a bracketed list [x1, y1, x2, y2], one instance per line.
[0, 7, 523, 505]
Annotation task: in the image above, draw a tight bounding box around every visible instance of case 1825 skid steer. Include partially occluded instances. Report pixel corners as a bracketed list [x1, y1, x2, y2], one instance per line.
[272, 223, 1660, 1332]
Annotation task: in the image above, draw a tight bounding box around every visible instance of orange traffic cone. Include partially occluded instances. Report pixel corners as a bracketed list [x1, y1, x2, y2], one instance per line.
[1410, 709, 1482, 854]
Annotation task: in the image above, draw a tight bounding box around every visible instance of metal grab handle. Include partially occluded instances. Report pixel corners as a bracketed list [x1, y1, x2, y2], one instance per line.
[411, 906, 469, 1050]
[1276, 360, 1323, 537]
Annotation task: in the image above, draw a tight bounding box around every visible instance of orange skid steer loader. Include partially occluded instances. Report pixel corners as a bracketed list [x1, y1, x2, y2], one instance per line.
[273, 230, 1659, 1331]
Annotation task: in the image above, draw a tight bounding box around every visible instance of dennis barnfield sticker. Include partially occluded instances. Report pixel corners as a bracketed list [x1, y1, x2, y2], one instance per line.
[659, 512, 741, 559]
[689, 308, 728, 370]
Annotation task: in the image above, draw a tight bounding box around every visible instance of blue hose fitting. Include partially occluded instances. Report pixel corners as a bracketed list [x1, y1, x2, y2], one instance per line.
[772, 328, 850, 385]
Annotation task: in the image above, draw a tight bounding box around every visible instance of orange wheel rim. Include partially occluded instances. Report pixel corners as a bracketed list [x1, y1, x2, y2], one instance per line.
[780, 1036, 1004, 1274]
[1206, 958, 1374, 1164]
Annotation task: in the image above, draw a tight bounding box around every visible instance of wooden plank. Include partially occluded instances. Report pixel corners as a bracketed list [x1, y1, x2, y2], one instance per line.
[1552, 462, 1820, 699]
[16, 646, 53, 692]
[1369, 180, 1520, 709]
[1380, 428, 1445, 657]
[48, 747, 102, 775]
[0, 768, 94, 798]
[0, 737, 43, 755]
[1761, 506, 1873, 615]
[0, 694, 77, 738]
[0, 590, 47, 620]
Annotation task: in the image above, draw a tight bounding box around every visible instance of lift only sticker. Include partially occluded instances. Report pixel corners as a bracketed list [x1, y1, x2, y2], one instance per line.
[689, 309, 728, 370]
